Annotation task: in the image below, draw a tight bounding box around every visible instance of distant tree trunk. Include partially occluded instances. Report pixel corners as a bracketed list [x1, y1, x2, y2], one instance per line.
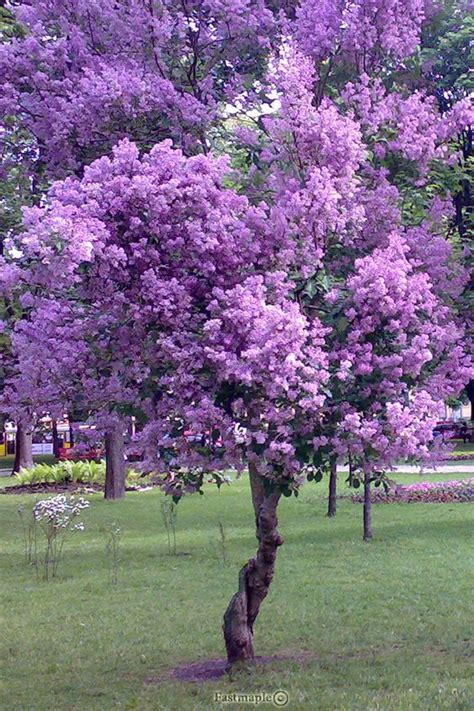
[68, 416, 75, 448]
[327, 455, 338, 517]
[104, 426, 126, 500]
[466, 380, 474, 422]
[52, 419, 60, 458]
[12, 422, 34, 474]
[363, 469, 373, 541]
[223, 463, 283, 666]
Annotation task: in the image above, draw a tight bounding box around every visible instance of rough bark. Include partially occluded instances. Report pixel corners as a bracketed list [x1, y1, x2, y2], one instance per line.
[466, 380, 474, 423]
[327, 456, 338, 517]
[68, 418, 75, 448]
[248, 462, 266, 522]
[223, 463, 283, 666]
[52, 419, 60, 458]
[104, 426, 126, 500]
[12, 422, 34, 474]
[363, 469, 373, 541]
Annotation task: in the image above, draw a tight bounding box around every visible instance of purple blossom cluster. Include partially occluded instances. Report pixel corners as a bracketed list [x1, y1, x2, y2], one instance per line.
[296, 0, 427, 67]
[0, 0, 277, 176]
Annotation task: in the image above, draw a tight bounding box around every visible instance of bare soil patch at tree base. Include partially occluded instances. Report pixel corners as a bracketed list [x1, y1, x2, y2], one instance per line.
[146, 652, 316, 684]
[146, 643, 433, 685]
[0, 482, 152, 495]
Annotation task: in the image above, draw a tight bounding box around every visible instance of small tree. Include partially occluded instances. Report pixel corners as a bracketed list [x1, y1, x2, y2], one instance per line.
[328, 237, 470, 540]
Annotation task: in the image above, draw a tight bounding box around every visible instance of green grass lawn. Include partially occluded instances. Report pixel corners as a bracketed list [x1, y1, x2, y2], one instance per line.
[0, 474, 473, 711]
[0, 454, 58, 469]
[452, 442, 474, 457]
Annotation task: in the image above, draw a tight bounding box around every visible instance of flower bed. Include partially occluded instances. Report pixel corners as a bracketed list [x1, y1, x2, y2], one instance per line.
[352, 478, 474, 504]
[441, 453, 474, 461]
[1, 482, 153, 495]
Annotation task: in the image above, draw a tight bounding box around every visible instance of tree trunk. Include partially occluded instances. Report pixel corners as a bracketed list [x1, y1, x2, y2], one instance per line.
[327, 456, 337, 517]
[363, 469, 373, 541]
[104, 426, 126, 500]
[12, 422, 34, 474]
[223, 463, 283, 666]
[52, 419, 60, 458]
[466, 380, 474, 422]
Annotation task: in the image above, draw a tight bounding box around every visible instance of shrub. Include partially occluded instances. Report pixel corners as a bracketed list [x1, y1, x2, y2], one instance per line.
[15, 462, 147, 488]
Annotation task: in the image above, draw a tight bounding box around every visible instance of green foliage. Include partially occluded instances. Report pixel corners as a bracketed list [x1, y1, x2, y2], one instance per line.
[14, 461, 143, 487]
[421, 3, 474, 105]
[0, 6, 25, 40]
[346, 469, 392, 494]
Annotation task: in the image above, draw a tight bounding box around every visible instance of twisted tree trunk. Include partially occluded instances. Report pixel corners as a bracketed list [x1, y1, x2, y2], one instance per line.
[363, 468, 373, 541]
[327, 455, 337, 517]
[104, 426, 126, 500]
[12, 421, 34, 474]
[223, 463, 283, 666]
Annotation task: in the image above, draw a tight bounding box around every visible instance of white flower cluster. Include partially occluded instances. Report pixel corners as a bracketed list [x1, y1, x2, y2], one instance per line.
[33, 495, 90, 530]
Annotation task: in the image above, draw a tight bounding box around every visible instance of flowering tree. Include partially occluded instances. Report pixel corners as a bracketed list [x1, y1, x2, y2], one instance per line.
[1, 0, 472, 666]
[8, 137, 330, 662]
[326, 237, 470, 538]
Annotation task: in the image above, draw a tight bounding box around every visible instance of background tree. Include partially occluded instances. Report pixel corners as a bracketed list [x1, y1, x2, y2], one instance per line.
[422, 1, 473, 421]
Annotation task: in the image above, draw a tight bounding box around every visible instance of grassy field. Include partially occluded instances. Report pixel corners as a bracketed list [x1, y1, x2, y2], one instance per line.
[0, 472, 473, 711]
[449, 442, 474, 457]
[0, 454, 57, 469]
